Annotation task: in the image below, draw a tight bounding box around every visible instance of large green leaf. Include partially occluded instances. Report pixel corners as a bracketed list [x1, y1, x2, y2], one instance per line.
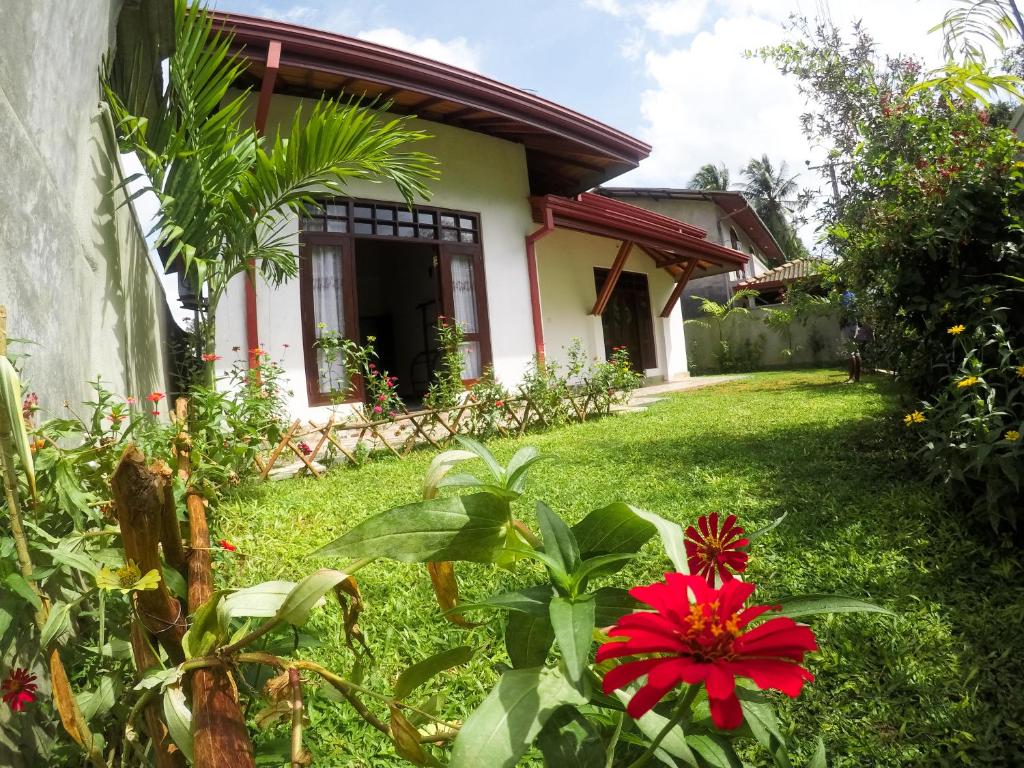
[771, 595, 894, 619]
[592, 587, 641, 627]
[422, 449, 477, 499]
[0, 356, 35, 497]
[182, 590, 230, 659]
[737, 685, 789, 764]
[315, 493, 509, 563]
[570, 553, 636, 591]
[40, 601, 72, 647]
[571, 502, 657, 560]
[222, 580, 295, 619]
[536, 502, 581, 575]
[449, 666, 588, 768]
[454, 435, 505, 483]
[506, 611, 555, 669]
[163, 684, 195, 763]
[456, 584, 554, 618]
[807, 737, 827, 768]
[3, 572, 41, 610]
[549, 596, 595, 688]
[630, 506, 689, 574]
[613, 690, 697, 766]
[276, 568, 350, 625]
[393, 646, 474, 701]
[686, 734, 742, 768]
[535, 706, 605, 768]
[506, 446, 547, 495]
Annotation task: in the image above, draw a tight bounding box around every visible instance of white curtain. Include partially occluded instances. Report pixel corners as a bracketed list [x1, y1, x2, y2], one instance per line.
[450, 254, 478, 333]
[312, 244, 346, 393]
[460, 341, 482, 380]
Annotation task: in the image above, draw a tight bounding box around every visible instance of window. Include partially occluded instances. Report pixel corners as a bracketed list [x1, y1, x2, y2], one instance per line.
[301, 200, 479, 245]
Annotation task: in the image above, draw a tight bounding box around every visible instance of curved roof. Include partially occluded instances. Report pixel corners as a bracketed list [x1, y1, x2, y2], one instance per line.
[594, 187, 787, 266]
[211, 11, 651, 196]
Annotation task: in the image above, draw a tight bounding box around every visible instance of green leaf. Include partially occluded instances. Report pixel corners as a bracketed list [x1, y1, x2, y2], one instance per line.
[807, 737, 827, 768]
[163, 684, 194, 763]
[277, 568, 350, 625]
[0, 356, 35, 497]
[40, 601, 72, 647]
[506, 446, 547, 494]
[613, 690, 697, 766]
[570, 553, 636, 590]
[162, 566, 187, 599]
[456, 585, 554, 618]
[134, 667, 184, 692]
[393, 645, 474, 701]
[315, 493, 509, 564]
[737, 685, 786, 752]
[571, 502, 657, 561]
[629, 506, 689, 573]
[746, 512, 787, 543]
[772, 594, 894, 619]
[46, 547, 99, 578]
[222, 580, 296, 619]
[422, 449, 477, 499]
[3, 572, 41, 610]
[454, 435, 506, 484]
[182, 590, 230, 659]
[686, 734, 742, 768]
[506, 610, 555, 668]
[592, 587, 640, 627]
[78, 674, 118, 721]
[449, 666, 588, 768]
[535, 705, 605, 768]
[536, 502, 581, 575]
[549, 596, 595, 688]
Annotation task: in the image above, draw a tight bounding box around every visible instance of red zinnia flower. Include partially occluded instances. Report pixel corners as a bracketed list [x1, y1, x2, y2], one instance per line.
[598, 574, 816, 729]
[201, 353, 222, 362]
[2, 668, 37, 712]
[685, 513, 748, 586]
[150, 410, 160, 417]
[298, 441, 312, 456]
[373, 405, 383, 414]
[495, 400, 504, 407]
[146, 392, 164, 403]
[219, 539, 237, 552]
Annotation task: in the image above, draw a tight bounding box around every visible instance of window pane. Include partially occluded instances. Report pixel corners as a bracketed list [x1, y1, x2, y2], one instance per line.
[450, 253, 478, 334]
[301, 217, 324, 231]
[441, 228, 458, 241]
[397, 209, 414, 223]
[459, 341, 481, 380]
[376, 207, 394, 221]
[398, 225, 415, 237]
[326, 203, 346, 217]
[326, 219, 348, 233]
[418, 227, 436, 239]
[376, 223, 395, 236]
[459, 216, 475, 230]
[440, 214, 456, 228]
[417, 211, 435, 225]
[311, 244, 347, 395]
[354, 221, 373, 235]
[459, 230, 476, 244]
[354, 205, 372, 218]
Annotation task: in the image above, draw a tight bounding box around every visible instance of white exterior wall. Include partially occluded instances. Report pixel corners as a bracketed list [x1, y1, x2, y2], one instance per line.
[535, 229, 688, 382]
[214, 93, 537, 419]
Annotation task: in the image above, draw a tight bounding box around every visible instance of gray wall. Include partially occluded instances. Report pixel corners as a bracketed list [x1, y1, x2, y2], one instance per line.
[0, 0, 171, 414]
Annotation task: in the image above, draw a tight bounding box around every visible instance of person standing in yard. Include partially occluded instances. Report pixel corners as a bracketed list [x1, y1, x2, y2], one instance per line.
[840, 290, 871, 383]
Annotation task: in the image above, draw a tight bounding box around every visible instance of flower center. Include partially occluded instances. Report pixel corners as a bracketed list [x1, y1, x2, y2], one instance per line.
[700, 534, 726, 564]
[116, 562, 141, 589]
[679, 601, 742, 661]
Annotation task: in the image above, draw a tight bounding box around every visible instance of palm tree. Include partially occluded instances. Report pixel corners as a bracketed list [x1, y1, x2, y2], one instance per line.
[685, 289, 760, 371]
[741, 155, 808, 260]
[104, 0, 438, 381]
[689, 163, 731, 190]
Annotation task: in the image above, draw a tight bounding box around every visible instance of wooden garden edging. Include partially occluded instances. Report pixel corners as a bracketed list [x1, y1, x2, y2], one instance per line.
[254, 390, 616, 480]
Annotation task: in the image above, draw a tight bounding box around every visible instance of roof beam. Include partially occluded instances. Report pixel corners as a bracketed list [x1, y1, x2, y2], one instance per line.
[254, 39, 282, 135]
[660, 258, 699, 318]
[591, 241, 633, 316]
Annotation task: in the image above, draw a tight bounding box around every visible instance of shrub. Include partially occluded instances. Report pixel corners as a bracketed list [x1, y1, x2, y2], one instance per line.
[423, 317, 467, 411]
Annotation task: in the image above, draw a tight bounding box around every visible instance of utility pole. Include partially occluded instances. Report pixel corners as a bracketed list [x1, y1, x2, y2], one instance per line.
[806, 159, 844, 213]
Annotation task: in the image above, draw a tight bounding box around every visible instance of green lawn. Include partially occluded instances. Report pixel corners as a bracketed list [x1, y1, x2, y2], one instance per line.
[217, 370, 1024, 767]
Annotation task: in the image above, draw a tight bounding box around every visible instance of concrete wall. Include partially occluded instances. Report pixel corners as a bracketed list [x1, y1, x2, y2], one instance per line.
[536, 228, 688, 382]
[685, 305, 846, 373]
[214, 92, 538, 419]
[0, 0, 171, 414]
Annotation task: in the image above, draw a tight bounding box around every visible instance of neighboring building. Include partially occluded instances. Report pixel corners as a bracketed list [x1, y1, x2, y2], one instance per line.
[595, 188, 787, 319]
[210, 12, 748, 419]
[0, 0, 173, 413]
[736, 259, 825, 305]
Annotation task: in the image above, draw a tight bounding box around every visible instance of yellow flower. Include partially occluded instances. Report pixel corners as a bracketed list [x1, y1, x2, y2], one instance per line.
[96, 560, 161, 594]
[956, 376, 978, 389]
[947, 324, 966, 336]
[1006, 430, 1021, 442]
[1016, 365, 1024, 379]
[903, 411, 926, 426]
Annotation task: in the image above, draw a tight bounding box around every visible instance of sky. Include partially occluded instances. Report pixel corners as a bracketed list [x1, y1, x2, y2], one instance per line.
[135, 0, 955, 321]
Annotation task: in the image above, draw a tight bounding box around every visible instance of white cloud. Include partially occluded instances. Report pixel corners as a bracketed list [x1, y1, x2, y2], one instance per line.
[643, 0, 709, 36]
[583, 0, 625, 14]
[355, 28, 482, 72]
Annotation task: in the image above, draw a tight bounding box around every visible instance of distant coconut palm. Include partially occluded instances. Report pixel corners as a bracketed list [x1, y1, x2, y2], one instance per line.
[689, 163, 731, 191]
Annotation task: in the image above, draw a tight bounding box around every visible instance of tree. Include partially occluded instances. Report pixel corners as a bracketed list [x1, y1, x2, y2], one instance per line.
[740, 155, 809, 259]
[104, 0, 438, 383]
[689, 162, 731, 190]
[685, 289, 760, 371]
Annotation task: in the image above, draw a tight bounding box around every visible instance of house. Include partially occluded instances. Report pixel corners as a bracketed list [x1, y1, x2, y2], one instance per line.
[0, 0, 173, 412]
[735, 259, 825, 305]
[210, 12, 748, 419]
[595, 188, 787, 319]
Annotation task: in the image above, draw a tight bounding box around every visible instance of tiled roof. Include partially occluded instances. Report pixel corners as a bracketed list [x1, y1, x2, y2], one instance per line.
[736, 259, 822, 290]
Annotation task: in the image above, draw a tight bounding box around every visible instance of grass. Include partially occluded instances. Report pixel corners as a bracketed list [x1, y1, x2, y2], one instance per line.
[216, 369, 1024, 767]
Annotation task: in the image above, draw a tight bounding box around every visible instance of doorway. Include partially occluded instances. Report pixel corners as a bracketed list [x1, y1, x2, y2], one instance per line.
[354, 239, 441, 404]
[594, 268, 656, 372]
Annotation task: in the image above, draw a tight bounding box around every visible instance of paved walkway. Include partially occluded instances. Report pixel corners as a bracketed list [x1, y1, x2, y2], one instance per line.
[612, 374, 747, 413]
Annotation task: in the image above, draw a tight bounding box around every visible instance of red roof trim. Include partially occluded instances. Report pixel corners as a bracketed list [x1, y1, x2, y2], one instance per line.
[530, 193, 748, 268]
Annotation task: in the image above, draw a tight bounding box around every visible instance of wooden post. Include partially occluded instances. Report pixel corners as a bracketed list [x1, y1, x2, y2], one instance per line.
[110, 446, 187, 661]
[592, 241, 633, 316]
[176, 401, 257, 768]
[0, 305, 7, 356]
[659, 258, 698, 318]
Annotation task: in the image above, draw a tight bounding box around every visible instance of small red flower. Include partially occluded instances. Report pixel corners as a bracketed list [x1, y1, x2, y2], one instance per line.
[125, 396, 137, 405]
[2, 668, 38, 712]
[495, 400, 505, 407]
[373, 405, 383, 414]
[21, 393, 38, 420]
[685, 513, 749, 586]
[598, 574, 816, 730]
[201, 353, 222, 362]
[250, 346, 265, 357]
[150, 410, 160, 417]
[219, 539, 237, 552]
[146, 392, 164, 403]
[377, 393, 387, 402]
[298, 441, 312, 456]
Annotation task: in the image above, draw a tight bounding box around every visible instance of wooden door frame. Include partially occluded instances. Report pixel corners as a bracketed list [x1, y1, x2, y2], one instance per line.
[593, 267, 657, 371]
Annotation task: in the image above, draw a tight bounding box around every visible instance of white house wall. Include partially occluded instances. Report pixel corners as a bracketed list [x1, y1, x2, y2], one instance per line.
[215, 92, 537, 419]
[535, 228, 688, 382]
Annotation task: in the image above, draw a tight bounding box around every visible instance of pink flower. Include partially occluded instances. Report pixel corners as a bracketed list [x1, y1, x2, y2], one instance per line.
[377, 393, 387, 402]
[125, 396, 137, 405]
[298, 441, 312, 456]
[146, 392, 164, 403]
[201, 353, 222, 362]
[373, 405, 383, 414]
[2, 668, 37, 712]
